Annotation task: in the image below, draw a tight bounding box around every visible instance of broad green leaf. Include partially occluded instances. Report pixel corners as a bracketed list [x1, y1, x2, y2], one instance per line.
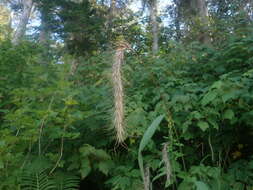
[138, 115, 164, 179]
[139, 115, 165, 152]
[207, 118, 219, 129]
[94, 149, 110, 160]
[222, 90, 237, 103]
[211, 81, 223, 89]
[98, 162, 110, 175]
[191, 111, 203, 119]
[195, 181, 209, 190]
[80, 159, 91, 178]
[223, 109, 234, 120]
[178, 181, 194, 190]
[201, 91, 218, 106]
[197, 121, 209, 131]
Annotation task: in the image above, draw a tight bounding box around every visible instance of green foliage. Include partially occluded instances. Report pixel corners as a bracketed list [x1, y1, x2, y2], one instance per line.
[1, 2, 253, 188]
[78, 144, 113, 178]
[2, 33, 253, 189]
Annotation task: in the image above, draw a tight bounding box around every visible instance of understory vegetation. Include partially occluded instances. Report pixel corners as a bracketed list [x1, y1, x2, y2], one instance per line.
[0, 0, 253, 189]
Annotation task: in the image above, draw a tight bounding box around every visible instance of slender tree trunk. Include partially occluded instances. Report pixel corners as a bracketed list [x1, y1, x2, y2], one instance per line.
[39, 7, 51, 48]
[196, 0, 208, 18]
[195, 0, 210, 44]
[39, 14, 51, 64]
[175, 17, 181, 41]
[174, 0, 182, 41]
[105, 0, 116, 46]
[12, 0, 33, 45]
[107, 0, 116, 29]
[39, 19, 50, 46]
[110, 0, 116, 17]
[149, 0, 159, 54]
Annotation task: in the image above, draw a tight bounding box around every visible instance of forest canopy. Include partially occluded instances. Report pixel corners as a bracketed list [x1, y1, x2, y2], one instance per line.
[0, 0, 253, 189]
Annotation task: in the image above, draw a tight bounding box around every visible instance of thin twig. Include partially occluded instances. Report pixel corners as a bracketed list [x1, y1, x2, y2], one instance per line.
[49, 125, 66, 175]
[208, 134, 214, 163]
[38, 96, 54, 156]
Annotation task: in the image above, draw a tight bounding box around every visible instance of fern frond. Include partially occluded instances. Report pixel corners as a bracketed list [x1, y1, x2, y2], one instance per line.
[21, 169, 55, 190]
[52, 173, 80, 190]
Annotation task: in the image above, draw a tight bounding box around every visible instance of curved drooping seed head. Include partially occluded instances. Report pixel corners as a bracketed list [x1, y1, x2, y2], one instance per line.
[112, 40, 130, 143]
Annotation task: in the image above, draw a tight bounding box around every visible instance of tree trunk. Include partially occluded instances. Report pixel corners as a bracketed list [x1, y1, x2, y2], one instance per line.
[149, 0, 159, 54]
[39, 19, 50, 46]
[12, 0, 33, 45]
[39, 15, 51, 64]
[196, 0, 208, 18]
[107, 0, 116, 30]
[106, 0, 116, 45]
[195, 0, 210, 44]
[110, 0, 116, 17]
[174, 0, 182, 41]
